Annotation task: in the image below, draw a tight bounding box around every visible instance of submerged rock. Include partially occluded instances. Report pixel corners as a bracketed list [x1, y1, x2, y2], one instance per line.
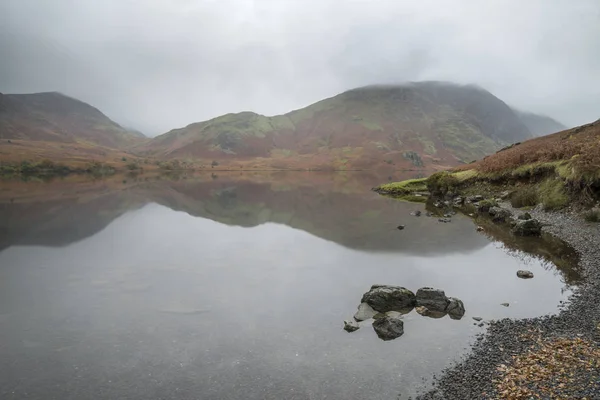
[343, 319, 360, 332]
[438, 218, 451, 223]
[446, 297, 466, 320]
[361, 285, 416, 312]
[512, 219, 542, 236]
[353, 302, 377, 322]
[416, 287, 449, 312]
[517, 270, 534, 279]
[372, 314, 404, 341]
[472, 316, 483, 322]
[410, 210, 422, 217]
[501, 303, 510, 307]
[397, 225, 405, 230]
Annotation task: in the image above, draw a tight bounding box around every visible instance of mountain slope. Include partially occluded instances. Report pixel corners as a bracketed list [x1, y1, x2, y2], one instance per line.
[513, 109, 567, 137]
[0, 92, 146, 149]
[140, 82, 534, 170]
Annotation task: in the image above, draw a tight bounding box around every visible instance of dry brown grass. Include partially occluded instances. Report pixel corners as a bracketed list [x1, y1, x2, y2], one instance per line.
[456, 120, 600, 177]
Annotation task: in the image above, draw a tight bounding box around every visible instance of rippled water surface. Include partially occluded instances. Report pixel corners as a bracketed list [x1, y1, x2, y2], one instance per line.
[0, 172, 579, 399]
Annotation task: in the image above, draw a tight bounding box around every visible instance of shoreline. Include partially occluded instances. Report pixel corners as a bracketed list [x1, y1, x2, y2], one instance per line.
[414, 204, 600, 399]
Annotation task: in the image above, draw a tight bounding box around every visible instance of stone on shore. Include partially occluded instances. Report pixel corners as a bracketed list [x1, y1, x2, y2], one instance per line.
[512, 219, 542, 236]
[488, 207, 512, 222]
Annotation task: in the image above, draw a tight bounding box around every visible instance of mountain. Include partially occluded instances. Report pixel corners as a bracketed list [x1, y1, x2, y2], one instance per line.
[0, 92, 146, 149]
[513, 109, 567, 137]
[138, 82, 534, 170]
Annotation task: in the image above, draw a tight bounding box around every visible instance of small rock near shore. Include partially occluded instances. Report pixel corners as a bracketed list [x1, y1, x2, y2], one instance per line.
[410, 210, 422, 217]
[372, 314, 404, 341]
[476, 226, 484, 232]
[512, 219, 542, 236]
[472, 316, 483, 322]
[343, 319, 360, 332]
[397, 225, 405, 230]
[517, 270, 534, 279]
[488, 207, 512, 222]
[438, 218, 451, 223]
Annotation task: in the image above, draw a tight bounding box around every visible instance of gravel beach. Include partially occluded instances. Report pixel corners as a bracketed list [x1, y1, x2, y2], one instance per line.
[417, 206, 600, 399]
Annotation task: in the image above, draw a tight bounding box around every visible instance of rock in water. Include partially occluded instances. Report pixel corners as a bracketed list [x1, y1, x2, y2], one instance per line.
[415, 287, 449, 312]
[488, 207, 512, 222]
[372, 314, 404, 341]
[517, 270, 534, 279]
[476, 226, 484, 232]
[512, 219, 542, 236]
[343, 319, 360, 332]
[501, 303, 510, 307]
[361, 285, 416, 313]
[397, 225, 405, 230]
[353, 302, 377, 322]
[410, 210, 422, 217]
[446, 297, 466, 320]
[415, 306, 446, 319]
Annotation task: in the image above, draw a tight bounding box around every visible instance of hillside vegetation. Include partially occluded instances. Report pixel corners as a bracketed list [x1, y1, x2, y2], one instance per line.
[137, 82, 536, 171]
[377, 118, 600, 209]
[0, 92, 146, 148]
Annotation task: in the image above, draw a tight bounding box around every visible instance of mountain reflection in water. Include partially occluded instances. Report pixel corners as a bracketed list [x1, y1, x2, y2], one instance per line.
[0, 172, 581, 400]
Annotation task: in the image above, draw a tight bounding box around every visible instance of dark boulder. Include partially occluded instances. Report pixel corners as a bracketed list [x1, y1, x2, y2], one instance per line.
[446, 297, 466, 320]
[372, 314, 404, 341]
[512, 219, 542, 236]
[415, 287, 449, 312]
[488, 207, 512, 222]
[361, 285, 416, 313]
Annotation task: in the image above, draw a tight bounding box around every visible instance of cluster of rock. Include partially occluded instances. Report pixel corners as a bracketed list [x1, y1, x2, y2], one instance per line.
[344, 285, 465, 341]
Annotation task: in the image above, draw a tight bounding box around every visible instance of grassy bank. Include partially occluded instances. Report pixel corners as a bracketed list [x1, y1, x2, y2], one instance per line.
[375, 119, 600, 212]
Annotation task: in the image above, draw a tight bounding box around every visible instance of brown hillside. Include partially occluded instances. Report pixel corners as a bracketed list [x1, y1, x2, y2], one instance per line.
[0, 92, 146, 149]
[137, 82, 534, 171]
[456, 119, 600, 176]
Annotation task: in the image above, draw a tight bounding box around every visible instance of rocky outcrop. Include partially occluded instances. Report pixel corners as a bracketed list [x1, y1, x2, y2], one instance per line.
[512, 219, 542, 236]
[372, 314, 404, 341]
[361, 285, 416, 312]
[353, 302, 377, 322]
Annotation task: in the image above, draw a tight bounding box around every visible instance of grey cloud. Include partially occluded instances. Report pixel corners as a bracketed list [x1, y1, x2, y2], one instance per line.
[1, 0, 599, 135]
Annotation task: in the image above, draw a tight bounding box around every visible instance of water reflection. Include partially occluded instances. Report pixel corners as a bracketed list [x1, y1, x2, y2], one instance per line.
[0, 172, 582, 400]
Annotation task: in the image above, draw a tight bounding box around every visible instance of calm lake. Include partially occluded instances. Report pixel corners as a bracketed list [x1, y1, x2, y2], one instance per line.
[0, 172, 580, 399]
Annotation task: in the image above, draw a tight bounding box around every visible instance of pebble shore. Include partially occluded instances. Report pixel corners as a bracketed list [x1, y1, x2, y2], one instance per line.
[417, 206, 600, 399]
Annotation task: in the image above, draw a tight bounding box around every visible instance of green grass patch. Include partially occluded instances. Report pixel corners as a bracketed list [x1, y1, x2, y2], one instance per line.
[375, 178, 428, 195]
[510, 186, 539, 208]
[539, 178, 570, 210]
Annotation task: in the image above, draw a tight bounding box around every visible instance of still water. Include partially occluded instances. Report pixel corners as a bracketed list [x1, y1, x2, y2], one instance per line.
[0, 172, 579, 399]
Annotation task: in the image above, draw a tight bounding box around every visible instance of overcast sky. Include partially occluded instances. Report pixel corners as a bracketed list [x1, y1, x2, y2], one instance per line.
[1, 0, 599, 136]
